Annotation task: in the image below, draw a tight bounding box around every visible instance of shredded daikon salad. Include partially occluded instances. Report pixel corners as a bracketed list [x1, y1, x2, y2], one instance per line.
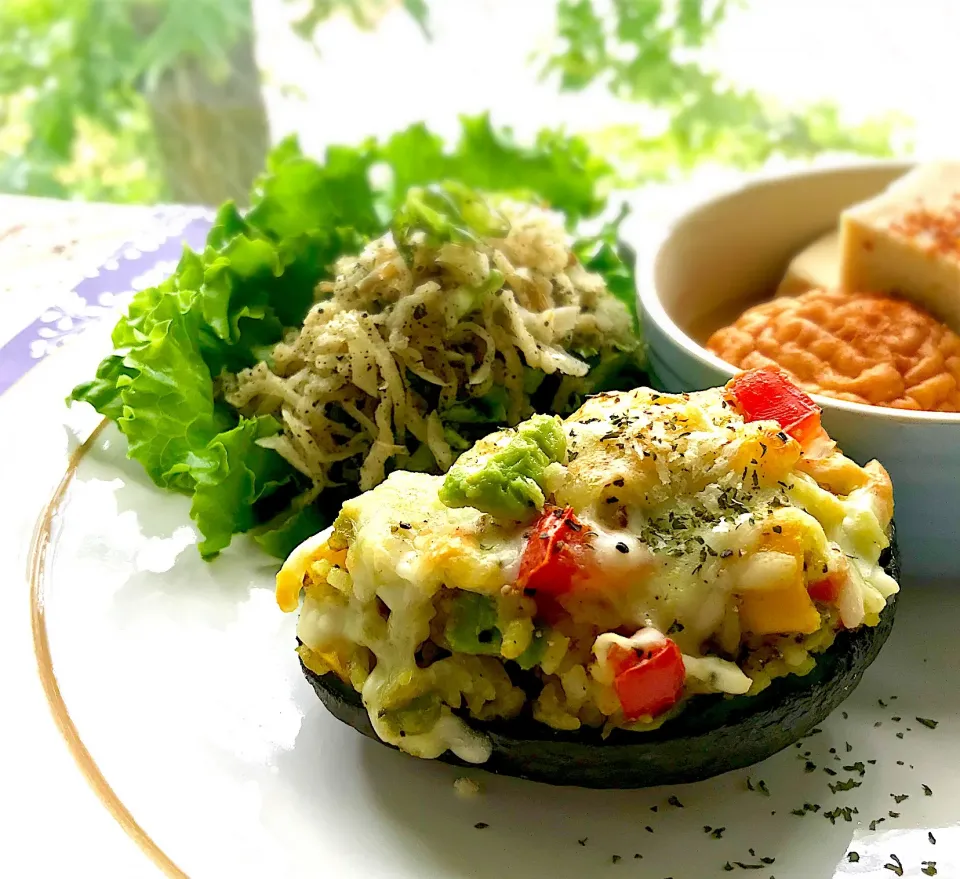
[224, 194, 642, 498]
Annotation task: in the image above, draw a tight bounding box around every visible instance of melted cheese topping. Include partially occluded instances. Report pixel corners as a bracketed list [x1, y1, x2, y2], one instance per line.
[592, 628, 667, 675]
[682, 655, 752, 695]
[280, 385, 898, 762]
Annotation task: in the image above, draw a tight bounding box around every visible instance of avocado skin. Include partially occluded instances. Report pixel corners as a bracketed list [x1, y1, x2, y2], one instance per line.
[300, 529, 899, 788]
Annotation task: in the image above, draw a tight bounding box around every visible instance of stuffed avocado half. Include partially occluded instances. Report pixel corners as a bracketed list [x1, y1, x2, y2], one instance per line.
[278, 368, 900, 787]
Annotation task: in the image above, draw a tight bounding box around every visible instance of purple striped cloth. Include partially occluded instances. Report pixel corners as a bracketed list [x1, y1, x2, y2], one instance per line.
[0, 209, 213, 396]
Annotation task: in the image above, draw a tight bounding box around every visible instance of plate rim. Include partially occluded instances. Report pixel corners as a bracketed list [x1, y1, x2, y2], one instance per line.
[29, 419, 186, 879]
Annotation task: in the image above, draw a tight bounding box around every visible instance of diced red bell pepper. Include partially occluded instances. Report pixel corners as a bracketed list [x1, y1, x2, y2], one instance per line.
[807, 575, 841, 603]
[728, 367, 823, 447]
[517, 505, 591, 623]
[608, 638, 685, 721]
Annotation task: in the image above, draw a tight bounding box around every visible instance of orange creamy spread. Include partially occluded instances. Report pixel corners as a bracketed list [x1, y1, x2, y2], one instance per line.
[707, 289, 960, 412]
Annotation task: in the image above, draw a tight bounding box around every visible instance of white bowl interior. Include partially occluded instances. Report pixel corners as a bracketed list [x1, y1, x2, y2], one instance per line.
[652, 163, 911, 344]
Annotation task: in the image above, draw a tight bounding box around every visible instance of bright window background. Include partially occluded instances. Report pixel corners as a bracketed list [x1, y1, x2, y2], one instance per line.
[3, 0, 958, 208]
[258, 0, 957, 154]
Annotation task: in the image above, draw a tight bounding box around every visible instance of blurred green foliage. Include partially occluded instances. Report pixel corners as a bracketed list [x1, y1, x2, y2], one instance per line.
[0, 0, 260, 203]
[542, 0, 905, 184]
[0, 0, 907, 205]
[0, 0, 155, 200]
[290, 0, 430, 40]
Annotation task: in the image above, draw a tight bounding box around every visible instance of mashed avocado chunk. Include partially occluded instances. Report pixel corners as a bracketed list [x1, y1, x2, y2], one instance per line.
[445, 592, 503, 655]
[439, 414, 566, 521]
[442, 592, 547, 670]
[379, 693, 443, 737]
[514, 626, 548, 670]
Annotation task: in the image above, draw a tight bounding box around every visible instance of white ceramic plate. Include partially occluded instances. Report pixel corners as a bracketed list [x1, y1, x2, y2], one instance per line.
[8, 327, 960, 879]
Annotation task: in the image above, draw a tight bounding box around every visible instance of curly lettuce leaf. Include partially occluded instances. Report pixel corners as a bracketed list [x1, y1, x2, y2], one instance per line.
[573, 203, 638, 328]
[379, 114, 612, 225]
[244, 141, 379, 311]
[253, 503, 334, 560]
[247, 140, 381, 240]
[73, 234, 284, 493]
[68, 354, 133, 421]
[70, 140, 360, 550]
[190, 416, 297, 558]
[112, 303, 228, 492]
[455, 115, 612, 224]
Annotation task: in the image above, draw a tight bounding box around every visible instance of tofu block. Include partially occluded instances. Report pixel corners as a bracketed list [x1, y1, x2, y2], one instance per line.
[776, 231, 840, 296]
[840, 163, 960, 332]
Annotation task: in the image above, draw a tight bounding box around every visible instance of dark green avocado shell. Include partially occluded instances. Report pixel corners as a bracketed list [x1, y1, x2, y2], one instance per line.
[300, 527, 900, 789]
